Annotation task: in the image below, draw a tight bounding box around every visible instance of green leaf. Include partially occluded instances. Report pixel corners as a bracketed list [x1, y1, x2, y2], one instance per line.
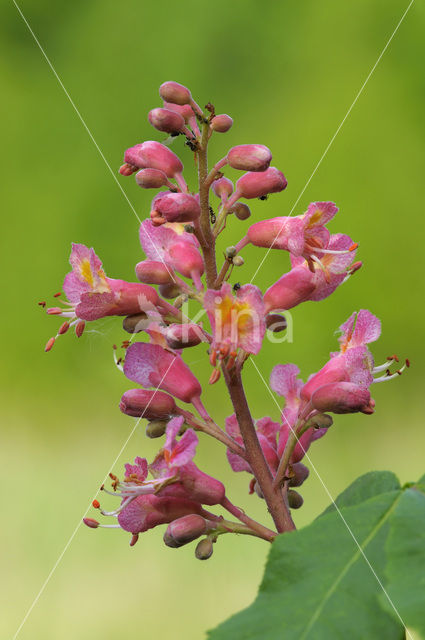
[209, 488, 404, 640]
[320, 470, 401, 516]
[381, 483, 425, 638]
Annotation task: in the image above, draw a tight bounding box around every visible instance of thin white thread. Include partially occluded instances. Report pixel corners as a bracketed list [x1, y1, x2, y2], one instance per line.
[249, 0, 415, 284]
[250, 357, 412, 638]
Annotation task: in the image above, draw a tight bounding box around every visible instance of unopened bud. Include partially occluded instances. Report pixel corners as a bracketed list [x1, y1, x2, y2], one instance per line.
[195, 538, 214, 560]
[163, 514, 209, 548]
[120, 389, 176, 419]
[168, 242, 204, 280]
[159, 283, 182, 299]
[266, 313, 287, 333]
[146, 420, 168, 438]
[230, 202, 251, 220]
[212, 176, 233, 199]
[311, 382, 375, 415]
[122, 312, 148, 334]
[124, 141, 183, 178]
[210, 114, 233, 133]
[135, 168, 171, 189]
[136, 260, 175, 285]
[225, 246, 237, 259]
[288, 490, 304, 509]
[153, 192, 200, 224]
[227, 144, 272, 172]
[236, 167, 287, 199]
[148, 107, 185, 134]
[163, 101, 194, 122]
[159, 81, 192, 105]
[305, 413, 334, 429]
[232, 256, 244, 266]
[288, 462, 310, 487]
[165, 323, 203, 349]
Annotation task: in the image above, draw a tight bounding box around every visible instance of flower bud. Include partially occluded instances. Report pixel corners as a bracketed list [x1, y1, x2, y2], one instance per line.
[165, 323, 204, 349]
[264, 267, 315, 312]
[232, 256, 244, 266]
[119, 389, 176, 419]
[212, 176, 233, 199]
[146, 420, 168, 438]
[135, 168, 171, 189]
[236, 167, 287, 199]
[148, 107, 185, 134]
[159, 81, 192, 105]
[195, 538, 214, 560]
[210, 114, 233, 133]
[135, 260, 175, 285]
[288, 462, 310, 487]
[225, 246, 237, 259]
[168, 242, 204, 280]
[266, 313, 287, 333]
[304, 413, 334, 429]
[311, 382, 375, 415]
[122, 312, 148, 334]
[124, 141, 183, 178]
[163, 514, 209, 548]
[227, 144, 272, 172]
[230, 202, 251, 220]
[153, 192, 201, 224]
[163, 101, 194, 122]
[288, 490, 304, 509]
[159, 283, 182, 299]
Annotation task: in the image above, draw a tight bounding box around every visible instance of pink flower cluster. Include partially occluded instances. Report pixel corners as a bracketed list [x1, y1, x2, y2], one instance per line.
[43, 81, 408, 555]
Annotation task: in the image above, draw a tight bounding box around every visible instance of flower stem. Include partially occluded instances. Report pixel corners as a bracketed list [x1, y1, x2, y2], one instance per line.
[220, 497, 276, 541]
[197, 122, 217, 287]
[223, 367, 295, 533]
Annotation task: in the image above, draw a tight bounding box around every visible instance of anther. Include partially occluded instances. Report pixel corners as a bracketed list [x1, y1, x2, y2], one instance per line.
[92, 499, 100, 509]
[130, 534, 139, 547]
[38, 301, 46, 307]
[75, 321, 85, 338]
[47, 307, 63, 315]
[386, 354, 399, 362]
[83, 518, 99, 529]
[45, 337, 55, 352]
[349, 243, 358, 251]
[406, 358, 410, 368]
[53, 292, 62, 298]
[209, 368, 221, 385]
[58, 322, 70, 335]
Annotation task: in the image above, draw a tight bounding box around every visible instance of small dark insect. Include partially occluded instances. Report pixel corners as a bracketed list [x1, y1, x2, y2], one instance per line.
[258, 195, 268, 201]
[233, 282, 241, 292]
[209, 206, 216, 224]
[185, 139, 199, 152]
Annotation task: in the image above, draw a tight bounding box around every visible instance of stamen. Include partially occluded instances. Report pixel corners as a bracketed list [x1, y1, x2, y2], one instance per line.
[38, 301, 46, 307]
[45, 337, 55, 352]
[58, 322, 70, 335]
[372, 361, 408, 383]
[92, 499, 100, 509]
[315, 244, 358, 256]
[75, 321, 85, 338]
[130, 534, 139, 546]
[53, 292, 62, 298]
[209, 368, 221, 385]
[83, 518, 99, 529]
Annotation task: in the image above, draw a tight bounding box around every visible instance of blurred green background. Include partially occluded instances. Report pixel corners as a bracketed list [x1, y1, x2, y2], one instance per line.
[1, 0, 424, 638]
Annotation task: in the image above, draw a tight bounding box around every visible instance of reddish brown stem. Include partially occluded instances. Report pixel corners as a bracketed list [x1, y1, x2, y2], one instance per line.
[223, 368, 295, 533]
[221, 496, 276, 542]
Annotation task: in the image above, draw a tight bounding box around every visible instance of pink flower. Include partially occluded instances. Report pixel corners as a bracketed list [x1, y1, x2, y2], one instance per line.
[150, 192, 201, 225]
[124, 456, 148, 483]
[270, 363, 329, 461]
[225, 414, 280, 477]
[45, 243, 172, 350]
[149, 417, 226, 506]
[204, 283, 266, 372]
[264, 234, 360, 311]
[139, 219, 204, 289]
[123, 342, 209, 418]
[118, 494, 206, 535]
[301, 310, 407, 414]
[119, 388, 177, 419]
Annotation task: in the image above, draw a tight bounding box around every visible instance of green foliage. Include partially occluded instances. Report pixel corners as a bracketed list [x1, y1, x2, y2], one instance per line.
[209, 472, 425, 640]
